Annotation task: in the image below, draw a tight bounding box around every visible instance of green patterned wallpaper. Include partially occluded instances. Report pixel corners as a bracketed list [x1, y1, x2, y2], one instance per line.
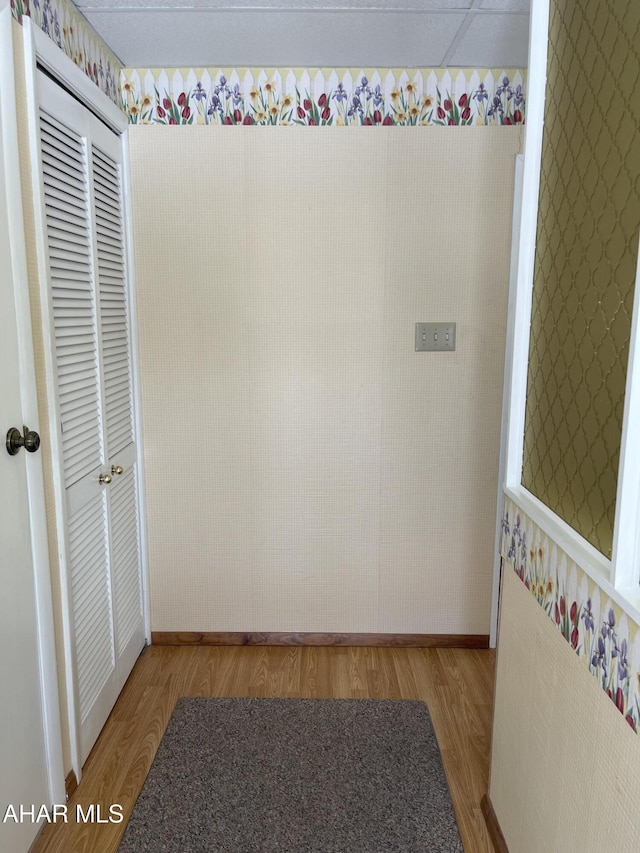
[522, 0, 640, 557]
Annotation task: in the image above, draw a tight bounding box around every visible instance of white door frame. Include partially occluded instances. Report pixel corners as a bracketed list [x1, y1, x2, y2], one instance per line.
[21, 17, 151, 782]
[0, 0, 64, 805]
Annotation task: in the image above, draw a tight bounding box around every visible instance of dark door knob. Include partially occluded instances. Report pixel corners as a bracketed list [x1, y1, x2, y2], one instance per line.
[6, 427, 41, 456]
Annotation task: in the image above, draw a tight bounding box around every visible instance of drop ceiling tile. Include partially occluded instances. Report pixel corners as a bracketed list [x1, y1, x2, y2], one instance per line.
[76, 0, 474, 8]
[448, 11, 528, 66]
[83, 9, 468, 67]
[479, 0, 529, 10]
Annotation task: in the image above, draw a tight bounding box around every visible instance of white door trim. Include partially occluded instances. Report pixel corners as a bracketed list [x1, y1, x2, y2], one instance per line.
[22, 16, 150, 782]
[503, 0, 552, 493]
[489, 152, 524, 648]
[0, 0, 65, 805]
[122, 140, 152, 642]
[491, 0, 552, 644]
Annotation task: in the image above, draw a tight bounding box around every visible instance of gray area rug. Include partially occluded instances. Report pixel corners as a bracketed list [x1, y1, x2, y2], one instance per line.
[118, 697, 463, 853]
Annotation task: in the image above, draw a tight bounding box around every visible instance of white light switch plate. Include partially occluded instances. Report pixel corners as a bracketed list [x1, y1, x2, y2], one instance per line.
[415, 322, 456, 352]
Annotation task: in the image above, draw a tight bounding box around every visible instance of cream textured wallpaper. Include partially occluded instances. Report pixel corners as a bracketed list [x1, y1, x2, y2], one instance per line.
[490, 568, 640, 851]
[130, 126, 522, 634]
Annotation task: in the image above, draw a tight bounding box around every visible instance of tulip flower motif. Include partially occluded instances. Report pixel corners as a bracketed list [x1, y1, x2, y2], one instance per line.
[570, 601, 578, 625]
[293, 90, 335, 125]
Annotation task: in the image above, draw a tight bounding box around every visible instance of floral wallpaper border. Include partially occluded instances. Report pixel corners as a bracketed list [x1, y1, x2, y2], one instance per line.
[11, 0, 123, 105]
[501, 496, 640, 734]
[121, 67, 526, 127]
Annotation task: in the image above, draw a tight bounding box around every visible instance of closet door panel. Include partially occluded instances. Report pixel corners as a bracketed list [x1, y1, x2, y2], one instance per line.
[39, 109, 104, 490]
[68, 492, 116, 761]
[91, 141, 135, 459]
[109, 459, 144, 679]
[36, 71, 145, 766]
[90, 132, 143, 686]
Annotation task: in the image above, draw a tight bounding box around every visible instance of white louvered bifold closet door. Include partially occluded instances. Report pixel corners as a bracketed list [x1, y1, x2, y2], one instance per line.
[37, 72, 144, 765]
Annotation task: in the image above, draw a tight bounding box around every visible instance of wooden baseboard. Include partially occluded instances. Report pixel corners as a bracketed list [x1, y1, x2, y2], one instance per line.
[481, 793, 508, 853]
[64, 770, 78, 801]
[151, 631, 490, 648]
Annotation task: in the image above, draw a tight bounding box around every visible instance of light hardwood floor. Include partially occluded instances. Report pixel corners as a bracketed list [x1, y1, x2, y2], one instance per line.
[31, 646, 496, 853]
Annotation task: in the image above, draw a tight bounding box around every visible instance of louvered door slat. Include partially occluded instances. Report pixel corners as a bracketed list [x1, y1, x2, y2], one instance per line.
[42, 136, 84, 164]
[49, 234, 91, 254]
[40, 115, 84, 153]
[94, 184, 120, 208]
[44, 184, 88, 216]
[44, 172, 86, 199]
[93, 143, 134, 458]
[42, 149, 86, 184]
[48, 217, 88, 241]
[52, 300, 94, 315]
[57, 343, 95, 366]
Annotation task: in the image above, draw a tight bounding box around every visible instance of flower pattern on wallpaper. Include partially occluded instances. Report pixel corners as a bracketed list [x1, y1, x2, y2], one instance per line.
[121, 68, 526, 126]
[501, 496, 640, 734]
[11, 0, 123, 106]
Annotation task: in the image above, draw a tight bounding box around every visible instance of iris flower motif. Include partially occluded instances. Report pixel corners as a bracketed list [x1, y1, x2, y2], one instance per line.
[581, 598, 595, 633]
[332, 83, 347, 103]
[474, 82, 489, 103]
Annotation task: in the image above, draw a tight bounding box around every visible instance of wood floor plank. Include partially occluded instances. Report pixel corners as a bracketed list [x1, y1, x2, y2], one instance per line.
[30, 646, 496, 853]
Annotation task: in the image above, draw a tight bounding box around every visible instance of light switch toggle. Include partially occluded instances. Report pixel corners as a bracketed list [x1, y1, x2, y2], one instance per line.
[415, 322, 456, 352]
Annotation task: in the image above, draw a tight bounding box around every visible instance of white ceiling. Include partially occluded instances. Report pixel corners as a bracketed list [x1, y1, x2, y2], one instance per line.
[73, 0, 530, 69]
